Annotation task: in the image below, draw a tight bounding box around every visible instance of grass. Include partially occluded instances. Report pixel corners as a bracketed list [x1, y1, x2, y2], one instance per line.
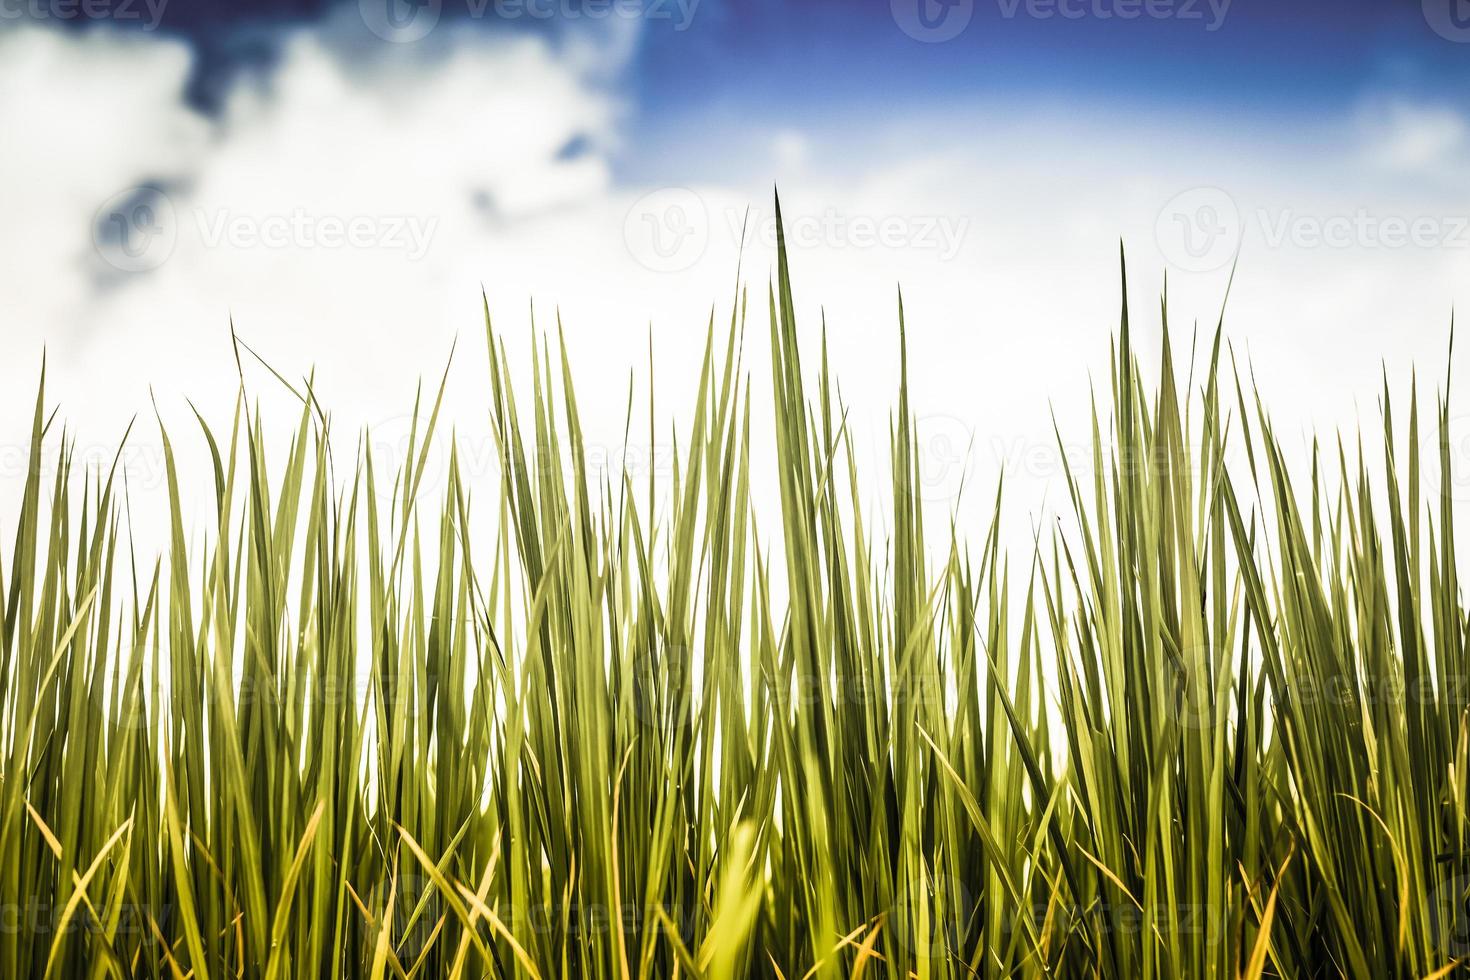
[3, 198, 1468, 978]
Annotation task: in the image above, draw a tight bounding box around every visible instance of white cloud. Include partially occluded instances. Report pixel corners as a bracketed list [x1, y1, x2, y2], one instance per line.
[1358, 98, 1470, 176]
[0, 13, 647, 547]
[771, 129, 809, 172]
[3, 18, 1469, 571]
[0, 24, 206, 348]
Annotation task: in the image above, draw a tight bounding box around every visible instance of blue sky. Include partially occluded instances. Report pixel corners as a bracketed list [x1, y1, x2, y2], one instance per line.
[5, 0, 1470, 553]
[32, 0, 1470, 175]
[631, 0, 1437, 109]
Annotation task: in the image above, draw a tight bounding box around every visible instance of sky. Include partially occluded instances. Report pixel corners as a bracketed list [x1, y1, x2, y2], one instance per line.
[3, 0, 1470, 559]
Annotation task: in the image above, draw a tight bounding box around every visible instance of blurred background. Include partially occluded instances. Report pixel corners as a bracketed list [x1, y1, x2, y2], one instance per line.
[3, 0, 1469, 554]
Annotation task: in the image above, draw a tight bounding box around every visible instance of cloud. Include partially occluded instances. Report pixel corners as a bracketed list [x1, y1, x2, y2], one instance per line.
[1358, 98, 1470, 178]
[4, 13, 1470, 569]
[0, 10, 646, 546]
[0, 25, 206, 345]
